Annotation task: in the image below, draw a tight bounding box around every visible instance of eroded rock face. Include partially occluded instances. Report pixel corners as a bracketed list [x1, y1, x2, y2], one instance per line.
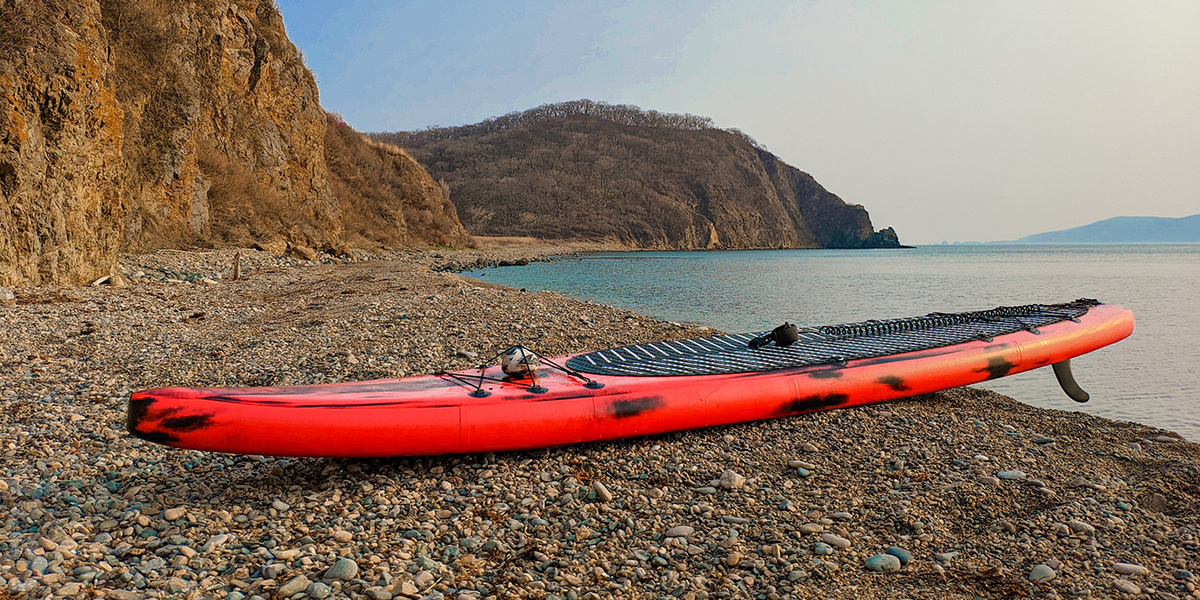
[2, 0, 471, 287]
[0, 0, 127, 287]
[1, 0, 338, 286]
[102, 0, 338, 248]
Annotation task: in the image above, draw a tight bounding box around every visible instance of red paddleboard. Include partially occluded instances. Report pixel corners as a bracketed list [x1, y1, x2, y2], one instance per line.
[128, 300, 1133, 457]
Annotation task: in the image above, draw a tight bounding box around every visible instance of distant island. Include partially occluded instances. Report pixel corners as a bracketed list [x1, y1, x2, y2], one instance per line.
[1005, 214, 1200, 244]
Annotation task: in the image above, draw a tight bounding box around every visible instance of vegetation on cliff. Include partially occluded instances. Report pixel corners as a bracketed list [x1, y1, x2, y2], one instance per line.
[375, 100, 901, 250]
[324, 114, 471, 248]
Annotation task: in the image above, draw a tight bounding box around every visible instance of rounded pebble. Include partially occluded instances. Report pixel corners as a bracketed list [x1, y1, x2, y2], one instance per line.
[885, 546, 913, 566]
[865, 553, 902, 572]
[1029, 563, 1057, 583]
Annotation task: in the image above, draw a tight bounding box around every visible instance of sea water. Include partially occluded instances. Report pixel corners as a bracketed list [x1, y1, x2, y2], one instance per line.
[464, 244, 1200, 441]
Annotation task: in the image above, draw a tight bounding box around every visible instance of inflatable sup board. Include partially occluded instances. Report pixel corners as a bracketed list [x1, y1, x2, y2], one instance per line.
[128, 299, 1133, 457]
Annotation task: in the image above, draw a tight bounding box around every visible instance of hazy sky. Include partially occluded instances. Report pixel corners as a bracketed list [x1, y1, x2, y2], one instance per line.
[277, 0, 1199, 244]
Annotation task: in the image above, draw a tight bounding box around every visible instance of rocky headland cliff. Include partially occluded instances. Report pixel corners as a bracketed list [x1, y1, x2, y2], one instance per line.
[0, 0, 469, 288]
[375, 101, 901, 250]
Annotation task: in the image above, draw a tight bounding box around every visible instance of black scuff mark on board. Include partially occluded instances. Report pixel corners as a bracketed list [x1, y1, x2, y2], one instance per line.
[977, 356, 1015, 380]
[877, 375, 910, 392]
[611, 397, 665, 419]
[160, 413, 215, 433]
[775, 393, 850, 417]
[808, 368, 844, 379]
[127, 396, 155, 431]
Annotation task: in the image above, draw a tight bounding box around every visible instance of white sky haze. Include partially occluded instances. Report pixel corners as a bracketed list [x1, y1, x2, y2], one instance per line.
[278, 0, 1200, 244]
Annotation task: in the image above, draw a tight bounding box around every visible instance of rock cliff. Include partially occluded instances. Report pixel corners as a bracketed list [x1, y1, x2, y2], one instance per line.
[376, 100, 901, 250]
[1, 0, 126, 286]
[0, 0, 469, 287]
[101, 0, 339, 251]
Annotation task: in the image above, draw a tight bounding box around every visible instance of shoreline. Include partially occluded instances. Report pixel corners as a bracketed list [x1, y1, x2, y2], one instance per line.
[1, 245, 1197, 600]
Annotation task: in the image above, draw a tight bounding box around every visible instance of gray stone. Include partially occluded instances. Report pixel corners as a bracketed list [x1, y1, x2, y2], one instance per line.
[277, 575, 311, 597]
[820, 533, 851, 549]
[324, 557, 359, 580]
[997, 469, 1027, 480]
[1029, 564, 1057, 583]
[935, 552, 959, 563]
[1067, 519, 1095, 535]
[813, 542, 833, 555]
[201, 533, 229, 552]
[795, 467, 812, 478]
[885, 546, 913, 566]
[865, 553, 902, 572]
[1113, 562, 1149, 576]
[30, 555, 49, 575]
[1112, 579, 1141, 595]
[364, 587, 393, 600]
[307, 582, 332, 599]
[692, 486, 718, 495]
[272, 499, 290, 511]
[1173, 570, 1194, 581]
[665, 525, 695, 537]
[592, 481, 613, 503]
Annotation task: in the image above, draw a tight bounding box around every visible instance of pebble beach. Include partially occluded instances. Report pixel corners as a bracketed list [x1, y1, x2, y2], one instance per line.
[1, 247, 1198, 600]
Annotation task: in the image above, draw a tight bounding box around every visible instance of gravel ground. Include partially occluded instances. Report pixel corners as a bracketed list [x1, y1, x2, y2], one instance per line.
[1, 247, 1198, 600]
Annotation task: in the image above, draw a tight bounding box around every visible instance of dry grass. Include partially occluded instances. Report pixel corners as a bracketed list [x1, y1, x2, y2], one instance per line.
[323, 113, 472, 248]
[197, 143, 309, 247]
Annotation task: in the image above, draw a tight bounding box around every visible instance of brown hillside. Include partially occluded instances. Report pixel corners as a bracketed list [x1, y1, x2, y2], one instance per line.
[324, 114, 471, 248]
[375, 100, 900, 250]
[0, 0, 469, 287]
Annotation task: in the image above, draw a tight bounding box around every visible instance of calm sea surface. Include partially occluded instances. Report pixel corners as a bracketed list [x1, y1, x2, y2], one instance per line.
[465, 245, 1200, 441]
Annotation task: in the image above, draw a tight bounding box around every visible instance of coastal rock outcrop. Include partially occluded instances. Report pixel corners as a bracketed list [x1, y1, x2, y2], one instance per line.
[0, 0, 470, 287]
[375, 100, 902, 250]
[99, 0, 349, 252]
[0, 0, 127, 286]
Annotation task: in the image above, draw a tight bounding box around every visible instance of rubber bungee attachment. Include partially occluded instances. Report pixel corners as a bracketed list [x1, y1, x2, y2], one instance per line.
[749, 323, 800, 349]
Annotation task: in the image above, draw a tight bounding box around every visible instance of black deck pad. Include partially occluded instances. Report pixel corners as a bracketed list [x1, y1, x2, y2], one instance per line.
[566, 299, 1099, 377]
